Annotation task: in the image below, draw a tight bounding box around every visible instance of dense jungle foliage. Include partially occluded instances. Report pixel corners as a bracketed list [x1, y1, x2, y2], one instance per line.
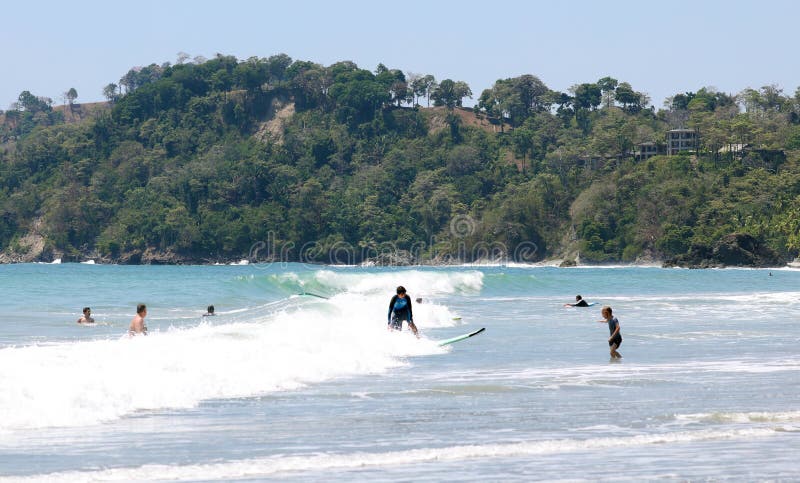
[2, 53, 800, 265]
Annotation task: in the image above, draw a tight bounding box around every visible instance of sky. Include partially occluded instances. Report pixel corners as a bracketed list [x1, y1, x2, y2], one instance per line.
[2, 0, 799, 111]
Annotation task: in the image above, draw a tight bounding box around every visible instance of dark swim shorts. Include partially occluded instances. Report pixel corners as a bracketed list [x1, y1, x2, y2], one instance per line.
[609, 334, 622, 347]
[389, 316, 403, 330]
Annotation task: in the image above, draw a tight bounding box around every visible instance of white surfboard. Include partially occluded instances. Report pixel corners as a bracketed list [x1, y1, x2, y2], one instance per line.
[437, 327, 485, 346]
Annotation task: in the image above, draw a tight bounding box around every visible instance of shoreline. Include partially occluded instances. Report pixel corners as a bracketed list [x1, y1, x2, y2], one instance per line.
[1, 258, 794, 270]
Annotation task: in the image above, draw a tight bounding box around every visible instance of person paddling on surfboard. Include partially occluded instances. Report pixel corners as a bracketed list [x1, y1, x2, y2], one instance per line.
[388, 286, 419, 337]
[564, 295, 590, 307]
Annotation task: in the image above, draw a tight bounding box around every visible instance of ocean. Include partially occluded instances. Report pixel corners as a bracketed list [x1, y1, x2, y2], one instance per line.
[0, 263, 798, 481]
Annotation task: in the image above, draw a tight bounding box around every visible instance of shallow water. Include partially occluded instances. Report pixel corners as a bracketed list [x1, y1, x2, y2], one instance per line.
[0, 264, 798, 481]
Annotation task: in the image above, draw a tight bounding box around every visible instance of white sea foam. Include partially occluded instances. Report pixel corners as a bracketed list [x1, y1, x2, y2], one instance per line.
[459, 262, 665, 269]
[311, 269, 484, 296]
[478, 291, 800, 306]
[0, 292, 448, 432]
[0, 427, 782, 482]
[640, 330, 764, 341]
[675, 410, 800, 424]
[265, 269, 478, 328]
[413, 357, 800, 389]
[598, 291, 800, 305]
[570, 263, 663, 269]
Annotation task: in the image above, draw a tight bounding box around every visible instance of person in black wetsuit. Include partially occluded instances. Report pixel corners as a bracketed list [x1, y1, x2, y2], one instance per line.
[564, 295, 590, 307]
[598, 306, 622, 359]
[387, 286, 419, 337]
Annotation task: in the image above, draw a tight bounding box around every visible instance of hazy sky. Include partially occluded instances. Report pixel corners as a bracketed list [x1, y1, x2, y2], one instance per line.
[2, 0, 799, 110]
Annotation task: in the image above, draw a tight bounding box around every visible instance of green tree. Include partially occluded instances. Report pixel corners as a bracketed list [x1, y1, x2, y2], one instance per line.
[409, 74, 436, 107]
[477, 75, 550, 126]
[103, 83, 119, 102]
[431, 79, 471, 108]
[572, 83, 601, 111]
[328, 68, 391, 123]
[656, 223, 693, 255]
[514, 74, 550, 113]
[597, 76, 618, 109]
[614, 82, 638, 111]
[17, 91, 52, 113]
[64, 88, 78, 106]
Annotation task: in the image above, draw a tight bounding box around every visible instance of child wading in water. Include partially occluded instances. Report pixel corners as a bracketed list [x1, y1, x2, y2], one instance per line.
[598, 306, 622, 359]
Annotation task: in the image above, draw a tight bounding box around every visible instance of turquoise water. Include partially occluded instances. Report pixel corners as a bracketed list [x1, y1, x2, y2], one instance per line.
[0, 263, 798, 481]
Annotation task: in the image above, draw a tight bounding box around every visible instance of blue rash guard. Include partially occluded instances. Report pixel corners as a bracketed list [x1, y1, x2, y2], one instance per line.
[388, 295, 413, 330]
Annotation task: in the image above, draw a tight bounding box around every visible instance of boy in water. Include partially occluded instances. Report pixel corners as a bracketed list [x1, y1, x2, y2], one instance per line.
[598, 306, 622, 359]
[77, 307, 95, 324]
[129, 304, 148, 336]
[388, 286, 419, 337]
[203, 305, 215, 316]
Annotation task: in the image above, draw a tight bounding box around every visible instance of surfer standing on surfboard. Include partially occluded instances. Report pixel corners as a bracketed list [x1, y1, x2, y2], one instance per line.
[388, 286, 419, 337]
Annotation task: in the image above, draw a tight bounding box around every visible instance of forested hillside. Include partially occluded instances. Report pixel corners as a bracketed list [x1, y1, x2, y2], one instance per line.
[1, 54, 800, 266]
